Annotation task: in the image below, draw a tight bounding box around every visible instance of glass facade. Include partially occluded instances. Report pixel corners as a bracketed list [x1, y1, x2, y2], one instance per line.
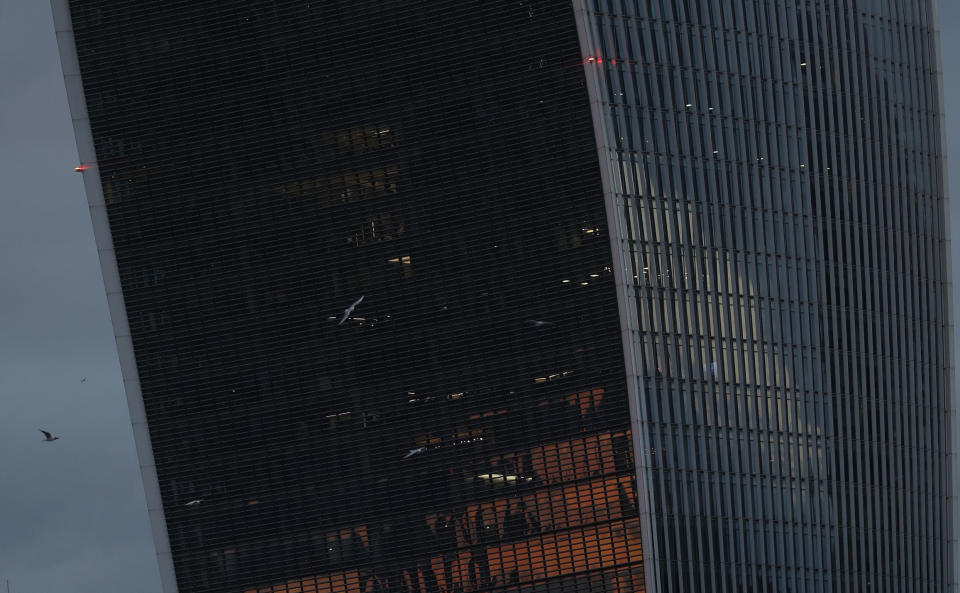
[57, 1, 953, 593]
[63, 1, 644, 593]
[576, 1, 953, 592]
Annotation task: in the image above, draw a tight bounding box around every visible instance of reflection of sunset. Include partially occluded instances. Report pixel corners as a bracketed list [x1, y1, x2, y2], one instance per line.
[246, 518, 643, 593]
[456, 518, 643, 588]
[245, 427, 644, 593]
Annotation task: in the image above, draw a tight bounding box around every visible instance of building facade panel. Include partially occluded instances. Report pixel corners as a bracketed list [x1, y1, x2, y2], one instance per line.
[63, 1, 644, 592]
[576, 1, 953, 592]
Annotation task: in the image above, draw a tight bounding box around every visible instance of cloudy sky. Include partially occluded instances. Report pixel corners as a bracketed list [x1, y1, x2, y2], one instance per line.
[0, 2, 164, 592]
[1, 2, 958, 592]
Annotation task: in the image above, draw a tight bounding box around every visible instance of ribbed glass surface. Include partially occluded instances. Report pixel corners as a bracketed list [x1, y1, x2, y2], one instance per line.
[577, 1, 953, 592]
[68, 2, 645, 593]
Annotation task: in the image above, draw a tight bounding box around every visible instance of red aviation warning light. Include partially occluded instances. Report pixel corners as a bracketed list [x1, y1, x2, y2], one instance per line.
[74, 164, 88, 172]
[583, 56, 625, 66]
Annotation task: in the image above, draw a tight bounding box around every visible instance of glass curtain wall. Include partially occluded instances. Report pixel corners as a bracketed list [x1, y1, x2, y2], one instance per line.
[67, 1, 645, 592]
[576, 1, 953, 592]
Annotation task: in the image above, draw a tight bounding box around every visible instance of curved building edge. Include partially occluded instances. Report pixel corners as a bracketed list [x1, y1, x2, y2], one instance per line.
[572, 3, 662, 593]
[48, 1, 180, 592]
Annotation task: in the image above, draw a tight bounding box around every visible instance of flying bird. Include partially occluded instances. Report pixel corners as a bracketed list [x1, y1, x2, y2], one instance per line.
[403, 446, 426, 459]
[525, 320, 554, 327]
[185, 499, 203, 507]
[80, 377, 87, 383]
[39, 429, 59, 442]
[339, 295, 365, 325]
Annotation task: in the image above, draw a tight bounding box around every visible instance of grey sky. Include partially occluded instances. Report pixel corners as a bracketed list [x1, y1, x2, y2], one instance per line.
[0, 2, 162, 592]
[0, 1, 957, 592]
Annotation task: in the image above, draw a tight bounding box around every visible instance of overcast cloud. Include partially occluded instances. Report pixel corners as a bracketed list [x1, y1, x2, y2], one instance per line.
[0, 1, 161, 591]
[0, 1, 958, 592]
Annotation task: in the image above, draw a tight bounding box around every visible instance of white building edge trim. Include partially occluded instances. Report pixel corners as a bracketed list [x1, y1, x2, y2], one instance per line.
[571, 4, 662, 593]
[49, 2, 180, 592]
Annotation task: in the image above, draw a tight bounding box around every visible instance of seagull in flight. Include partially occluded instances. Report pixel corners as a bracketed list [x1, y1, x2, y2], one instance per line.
[403, 446, 426, 459]
[525, 320, 554, 328]
[185, 499, 203, 507]
[339, 295, 364, 325]
[39, 429, 59, 442]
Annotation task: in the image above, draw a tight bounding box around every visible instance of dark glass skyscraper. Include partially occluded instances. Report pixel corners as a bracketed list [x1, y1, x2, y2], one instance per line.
[52, 1, 953, 593]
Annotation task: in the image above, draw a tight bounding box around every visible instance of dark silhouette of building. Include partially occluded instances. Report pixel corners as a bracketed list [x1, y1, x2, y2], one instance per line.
[52, 1, 953, 593]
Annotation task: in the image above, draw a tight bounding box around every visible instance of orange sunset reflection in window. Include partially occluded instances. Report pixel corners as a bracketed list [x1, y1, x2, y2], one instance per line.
[240, 388, 644, 593]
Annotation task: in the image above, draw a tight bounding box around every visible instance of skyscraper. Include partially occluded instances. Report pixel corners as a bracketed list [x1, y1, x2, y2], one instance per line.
[52, 1, 954, 593]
